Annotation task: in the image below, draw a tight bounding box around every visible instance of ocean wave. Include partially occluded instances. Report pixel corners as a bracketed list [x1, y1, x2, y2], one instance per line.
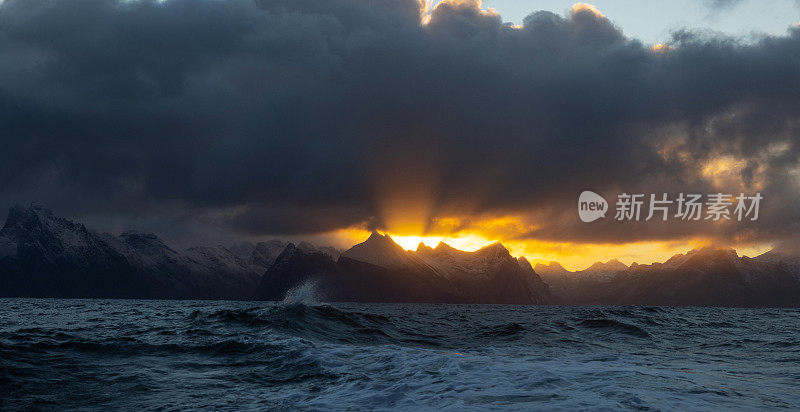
[2, 337, 268, 356]
[3, 300, 800, 410]
[481, 322, 526, 337]
[577, 318, 652, 338]
[186, 304, 401, 346]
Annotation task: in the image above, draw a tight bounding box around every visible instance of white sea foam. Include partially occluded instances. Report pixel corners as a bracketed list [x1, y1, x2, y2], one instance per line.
[282, 278, 324, 305]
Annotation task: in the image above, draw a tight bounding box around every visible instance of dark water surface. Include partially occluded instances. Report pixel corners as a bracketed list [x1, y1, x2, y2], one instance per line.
[1, 298, 799, 410]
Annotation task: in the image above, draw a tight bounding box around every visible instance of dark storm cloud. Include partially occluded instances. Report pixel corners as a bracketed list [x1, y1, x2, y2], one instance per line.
[0, 0, 799, 246]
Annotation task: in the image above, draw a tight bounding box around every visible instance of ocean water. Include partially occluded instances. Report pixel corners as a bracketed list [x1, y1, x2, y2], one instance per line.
[1, 297, 799, 411]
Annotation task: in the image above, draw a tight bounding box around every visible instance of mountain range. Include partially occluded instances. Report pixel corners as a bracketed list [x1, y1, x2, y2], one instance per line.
[258, 232, 551, 304]
[0, 204, 548, 303]
[1, 204, 799, 307]
[0, 204, 283, 299]
[544, 247, 800, 307]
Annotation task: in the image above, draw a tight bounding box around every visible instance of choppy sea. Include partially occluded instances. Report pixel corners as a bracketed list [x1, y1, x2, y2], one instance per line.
[2, 295, 799, 410]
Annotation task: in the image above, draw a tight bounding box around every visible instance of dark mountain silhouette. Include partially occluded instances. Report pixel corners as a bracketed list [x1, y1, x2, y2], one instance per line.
[256, 232, 552, 304]
[0, 205, 149, 298]
[229, 239, 287, 268]
[0, 204, 277, 299]
[1, 204, 799, 306]
[534, 261, 570, 277]
[537, 258, 629, 299]
[257, 243, 339, 301]
[540, 247, 800, 307]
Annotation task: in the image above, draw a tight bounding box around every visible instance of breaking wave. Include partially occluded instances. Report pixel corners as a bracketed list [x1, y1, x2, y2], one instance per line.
[281, 278, 323, 306]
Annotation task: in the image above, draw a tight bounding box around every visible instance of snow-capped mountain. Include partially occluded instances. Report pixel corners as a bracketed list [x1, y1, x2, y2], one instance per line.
[0, 204, 319, 299]
[3, 204, 799, 306]
[535, 258, 629, 299]
[340, 232, 429, 272]
[0, 204, 146, 298]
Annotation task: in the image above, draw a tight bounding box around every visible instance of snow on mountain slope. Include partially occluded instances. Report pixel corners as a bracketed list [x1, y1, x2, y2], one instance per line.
[0, 205, 260, 298]
[416, 242, 521, 281]
[2, 204, 120, 257]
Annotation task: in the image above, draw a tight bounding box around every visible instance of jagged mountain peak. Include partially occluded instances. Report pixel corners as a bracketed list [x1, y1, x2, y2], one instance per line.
[430, 241, 510, 259]
[432, 241, 467, 257]
[628, 246, 741, 272]
[517, 256, 534, 272]
[3, 203, 83, 234]
[366, 230, 390, 242]
[533, 261, 571, 276]
[416, 243, 434, 253]
[0, 203, 283, 300]
[8, 202, 50, 217]
[584, 258, 628, 273]
[434, 241, 450, 249]
[341, 232, 410, 270]
[0, 204, 103, 254]
[476, 242, 510, 256]
[355, 231, 403, 252]
[678, 246, 740, 271]
[348, 231, 403, 252]
[664, 246, 736, 260]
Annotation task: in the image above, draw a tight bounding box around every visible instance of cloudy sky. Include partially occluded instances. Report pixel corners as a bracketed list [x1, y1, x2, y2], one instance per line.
[1, 0, 799, 269]
[480, 0, 800, 44]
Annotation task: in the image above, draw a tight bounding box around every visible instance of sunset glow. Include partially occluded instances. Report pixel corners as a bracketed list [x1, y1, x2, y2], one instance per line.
[390, 233, 497, 252]
[5, 0, 800, 407]
[317, 224, 774, 272]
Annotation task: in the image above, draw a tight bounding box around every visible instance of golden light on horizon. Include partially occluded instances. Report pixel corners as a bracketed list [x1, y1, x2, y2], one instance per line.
[391, 234, 444, 250]
[391, 232, 496, 252]
[317, 225, 774, 272]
